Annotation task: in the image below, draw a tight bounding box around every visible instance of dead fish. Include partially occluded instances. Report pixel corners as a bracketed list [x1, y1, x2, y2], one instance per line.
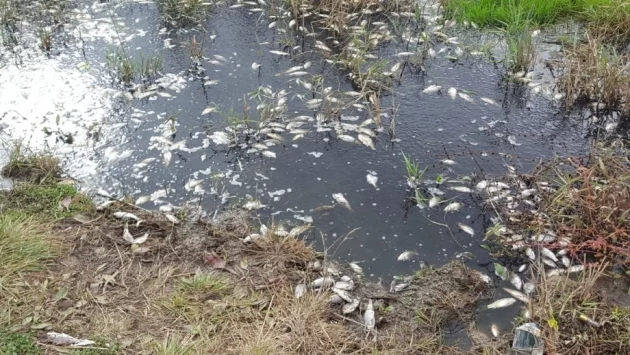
[480, 97, 499, 106]
[310, 277, 335, 289]
[349, 262, 363, 274]
[243, 233, 263, 243]
[288, 225, 310, 238]
[458, 92, 473, 102]
[393, 283, 409, 292]
[332, 288, 354, 303]
[364, 299, 375, 330]
[295, 284, 307, 299]
[547, 269, 566, 278]
[541, 247, 558, 262]
[523, 282, 535, 295]
[568, 265, 585, 274]
[428, 196, 441, 208]
[342, 298, 360, 314]
[457, 223, 474, 237]
[269, 50, 289, 56]
[358, 134, 375, 150]
[441, 159, 457, 165]
[422, 85, 441, 94]
[397, 251, 417, 261]
[367, 174, 378, 189]
[113, 212, 141, 221]
[509, 273, 523, 290]
[165, 214, 180, 224]
[252, 62, 261, 70]
[338, 135, 356, 143]
[330, 294, 344, 304]
[474, 271, 493, 284]
[243, 200, 266, 210]
[525, 247, 536, 261]
[518, 264, 527, 273]
[491, 324, 500, 337]
[475, 180, 488, 190]
[448, 87, 457, 100]
[96, 200, 116, 211]
[503, 288, 530, 304]
[450, 186, 472, 193]
[262, 151, 277, 158]
[542, 258, 557, 268]
[444, 202, 462, 212]
[334, 281, 354, 291]
[202, 106, 218, 115]
[561, 256, 571, 268]
[135, 196, 151, 205]
[487, 298, 516, 309]
[332, 193, 351, 210]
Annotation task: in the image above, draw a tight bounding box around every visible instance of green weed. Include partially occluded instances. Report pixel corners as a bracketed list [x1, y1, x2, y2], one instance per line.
[1, 183, 93, 219]
[0, 330, 40, 355]
[157, 0, 210, 28]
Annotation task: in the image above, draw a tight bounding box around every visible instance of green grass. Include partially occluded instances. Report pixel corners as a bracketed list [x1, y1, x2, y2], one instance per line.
[177, 271, 226, 294]
[444, 0, 579, 28]
[1, 183, 93, 220]
[0, 330, 40, 355]
[0, 214, 57, 282]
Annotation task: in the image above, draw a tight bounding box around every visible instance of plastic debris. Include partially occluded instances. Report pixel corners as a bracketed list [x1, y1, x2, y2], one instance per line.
[510, 323, 544, 355]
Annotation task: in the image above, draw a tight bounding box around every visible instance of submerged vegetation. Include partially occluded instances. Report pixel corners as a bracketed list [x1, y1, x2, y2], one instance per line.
[157, 0, 210, 27]
[105, 48, 163, 85]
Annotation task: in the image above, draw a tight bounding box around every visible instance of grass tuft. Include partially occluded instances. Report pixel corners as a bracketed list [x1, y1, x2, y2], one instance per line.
[1, 183, 93, 219]
[0, 330, 40, 355]
[1, 147, 60, 184]
[157, 0, 210, 28]
[0, 214, 57, 281]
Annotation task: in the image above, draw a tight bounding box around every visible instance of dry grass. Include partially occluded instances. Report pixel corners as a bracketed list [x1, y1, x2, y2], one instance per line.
[529, 262, 630, 354]
[509, 143, 630, 265]
[1, 146, 60, 184]
[558, 34, 630, 116]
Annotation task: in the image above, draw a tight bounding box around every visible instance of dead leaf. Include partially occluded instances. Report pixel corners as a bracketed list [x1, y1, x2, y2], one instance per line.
[204, 253, 226, 269]
[71, 214, 102, 224]
[133, 246, 151, 254]
[59, 196, 72, 211]
[239, 258, 249, 270]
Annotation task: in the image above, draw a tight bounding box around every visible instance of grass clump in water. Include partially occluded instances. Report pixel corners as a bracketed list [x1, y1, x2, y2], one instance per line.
[1, 146, 60, 184]
[105, 48, 163, 85]
[157, 0, 210, 28]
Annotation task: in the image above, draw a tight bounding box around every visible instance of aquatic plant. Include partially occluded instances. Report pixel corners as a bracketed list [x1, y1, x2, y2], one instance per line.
[37, 27, 52, 51]
[105, 48, 163, 84]
[157, 0, 210, 28]
[558, 34, 630, 117]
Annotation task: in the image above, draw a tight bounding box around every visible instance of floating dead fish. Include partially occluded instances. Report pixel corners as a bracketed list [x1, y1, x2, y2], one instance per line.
[243, 200, 266, 210]
[364, 299, 375, 330]
[458, 223, 474, 237]
[311, 277, 335, 289]
[338, 134, 356, 143]
[358, 134, 375, 150]
[448, 87, 457, 100]
[367, 174, 378, 189]
[428, 196, 441, 208]
[480, 97, 499, 106]
[561, 256, 571, 268]
[202, 106, 218, 115]
[135, 196, 150, 205]
[475, 180, 488, 190]
[342, 298, 360, 314]
[262, 151, 277, 158]
[252, 62, 261, 70]
[507, 135, 522, 146]
[444, 202, 462, 212]
[503, 288, 530, 304]
[491, 324, 500, 337]
[332, 193, 351, 210]
[474, 271, 493, 284]
[295, 284, 307, 299]
[487, 297, 516, 309]
[269, 50, 289, 56]
[450, 186, 472, 193]
[397, 251, 417, 261]
[113, 212, 141, 221]
[422, 85, 441, 94]
[458, 92, 473, 102]
[509, 273, 523, 290]
[441, 159, 457, 165]
[518, 264, 527, 273]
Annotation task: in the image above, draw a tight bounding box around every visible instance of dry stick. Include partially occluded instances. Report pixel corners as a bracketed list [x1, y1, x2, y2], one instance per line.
[256, 294, 275, 343]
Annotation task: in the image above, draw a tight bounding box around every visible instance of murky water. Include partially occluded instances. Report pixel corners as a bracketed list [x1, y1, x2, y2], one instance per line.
[0, 0, 614, 340]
